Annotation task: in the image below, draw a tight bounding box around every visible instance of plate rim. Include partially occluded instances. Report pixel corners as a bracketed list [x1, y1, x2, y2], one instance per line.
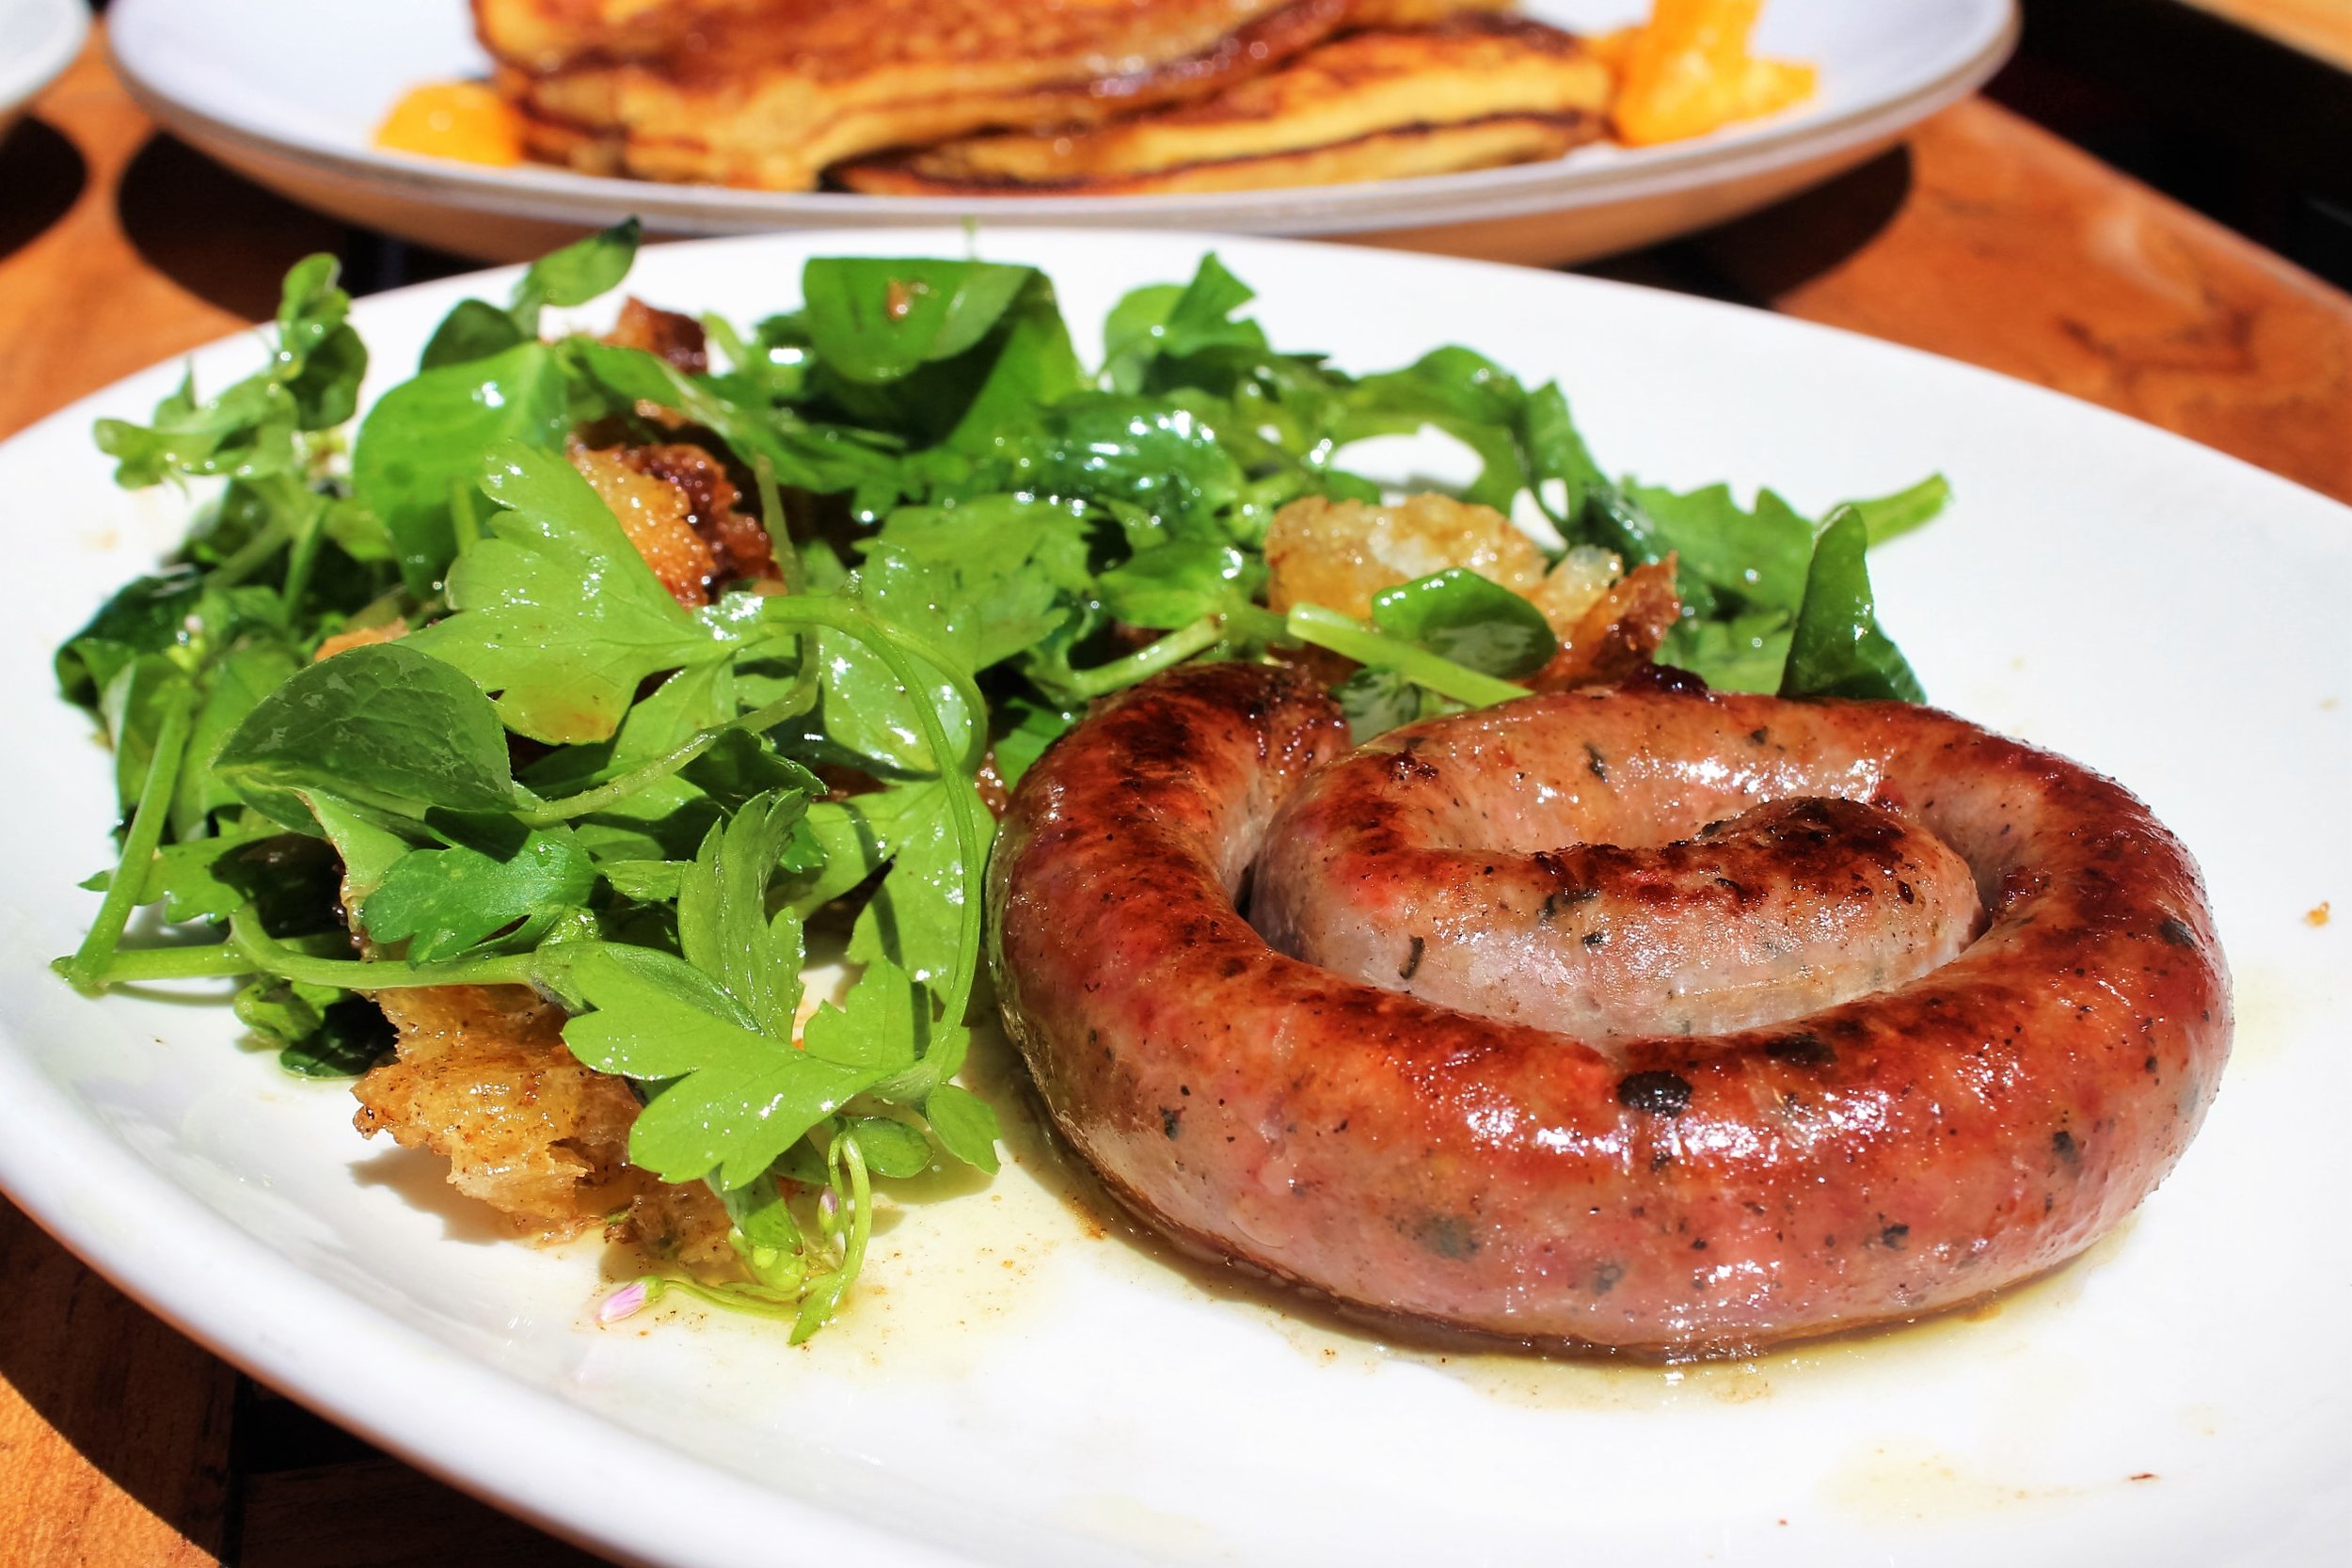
[0, 0, 88, 121]
[103, 0, 2018, 235]
[3, 225, 2345, 1568]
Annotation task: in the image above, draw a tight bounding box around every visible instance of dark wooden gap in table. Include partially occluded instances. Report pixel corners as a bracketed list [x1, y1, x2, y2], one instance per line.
[1995, 0, 2352, 291]
[229, 1389, 611, 1568]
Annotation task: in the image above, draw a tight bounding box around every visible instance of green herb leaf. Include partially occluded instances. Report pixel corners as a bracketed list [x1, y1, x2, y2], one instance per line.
[845, 1116, 932, 1179]
[1097, 539, 1252, 630]
[81, 818, 275, 924]
[564, 943, 887, 1189]
[55, 568, 205, 710]
[176, 642, 303, 839]
[1101, 253, 1267, 393]
[277, 997, 396, 1078]
[515, 217, 641, 314]
[274, 255, 369, 431]
[1618, 480, 1814, 612]
[95, 373, 298, 490]
[1844, 473, 1952, 546]
[1780, 507, 1925, 703]
[1333, 665, 1424, 741]
[350, 341, 570, 594]
[420, 298, 527, 372]
[564, 340, 901, 496]
[784, 781, 951, 914]
[801, 957, 922, 1072]
[676, 788, 817, 1040]
[234, 974, 342, 1046]
[1370, 568, 1557, 680]
[215, 641, 516, 823]
[407, 441, 761, 743]
[361, 825, 595, 962]
[802, 258, 1039, 383]
[923, 1083, 1001, 1174]
[846, 775, 988, 990]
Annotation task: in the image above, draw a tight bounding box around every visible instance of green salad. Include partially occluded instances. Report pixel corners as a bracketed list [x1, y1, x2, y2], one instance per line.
[53, 222, 1943, 1338]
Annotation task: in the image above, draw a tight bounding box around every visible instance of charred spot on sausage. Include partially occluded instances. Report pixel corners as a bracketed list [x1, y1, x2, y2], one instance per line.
[1387, 749, 1441, 784]
[2158, 916, 2198, 949]
[1617, 1070, 1693, 1115]
[1765, 1032, 1836, 1069]
[1399, 936, 1425, 981]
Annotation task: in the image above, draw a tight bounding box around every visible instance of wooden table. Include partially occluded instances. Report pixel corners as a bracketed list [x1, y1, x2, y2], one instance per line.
[5, 30, 2350, 1568]
[2177, 0, 2352, 71]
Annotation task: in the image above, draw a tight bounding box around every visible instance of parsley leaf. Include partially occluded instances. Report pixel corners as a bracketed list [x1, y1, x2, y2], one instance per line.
[564, 942, 886, 1189]
[845, 775, 986, 991]
[361, 825, 595, 962]
[924, 1085, 1001, 1175]
[676, 787, 818, 1041]
[408, 441, 775, 743]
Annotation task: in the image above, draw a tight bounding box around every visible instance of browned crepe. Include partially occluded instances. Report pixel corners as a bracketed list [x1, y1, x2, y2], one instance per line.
[477, 0, 1518, 191]
[834, 16, 1610, 198]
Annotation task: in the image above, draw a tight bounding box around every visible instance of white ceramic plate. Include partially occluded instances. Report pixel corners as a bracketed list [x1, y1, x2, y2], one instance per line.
[106, 0, 2014, 265]
[0, 0, 87, 138]
[2, 230, 2346, 1568]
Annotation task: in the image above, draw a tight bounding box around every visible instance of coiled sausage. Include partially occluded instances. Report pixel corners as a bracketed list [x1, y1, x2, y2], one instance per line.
[988, 662, 2230, 1353]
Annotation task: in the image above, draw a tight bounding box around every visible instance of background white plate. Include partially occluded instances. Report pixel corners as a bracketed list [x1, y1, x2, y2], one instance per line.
[106, 0, 2013, 264]
[2, 230, 2346, 1567]
[0, 0, 87, 139]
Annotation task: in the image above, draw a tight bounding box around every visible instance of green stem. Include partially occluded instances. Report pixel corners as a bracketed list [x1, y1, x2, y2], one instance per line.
[280, 496, 328, 611]
[753, 456, 803, 595]
[1224, 602, 1292, 645]
[207, 515, 290, 591]
[62, 682, 198, 992]
[69, 931, 354, 986]
[1052, 615, 1228, 699]
[831, 1131, 873, 1288]
[449, 478, 483, 555]
[229, 912, 543, 991]
[64, 942, 245, 984]
[1286, 604, 1531, 707]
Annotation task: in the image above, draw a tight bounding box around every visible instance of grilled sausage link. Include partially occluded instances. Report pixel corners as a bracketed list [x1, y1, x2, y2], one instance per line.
[988, 662, 2231, 1353]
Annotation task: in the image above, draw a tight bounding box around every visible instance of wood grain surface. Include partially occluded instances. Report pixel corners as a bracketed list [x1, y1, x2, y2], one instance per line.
[1687, 97, 2352, 503]
[3, 23, 2348, 1568]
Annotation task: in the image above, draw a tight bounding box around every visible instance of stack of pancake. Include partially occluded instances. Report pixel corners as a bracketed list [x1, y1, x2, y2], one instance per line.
[475, 0, 1616, 196]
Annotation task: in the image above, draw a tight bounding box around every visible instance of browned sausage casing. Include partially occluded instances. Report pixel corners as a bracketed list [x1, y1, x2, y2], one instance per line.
[987, 663, 2231, 1353]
